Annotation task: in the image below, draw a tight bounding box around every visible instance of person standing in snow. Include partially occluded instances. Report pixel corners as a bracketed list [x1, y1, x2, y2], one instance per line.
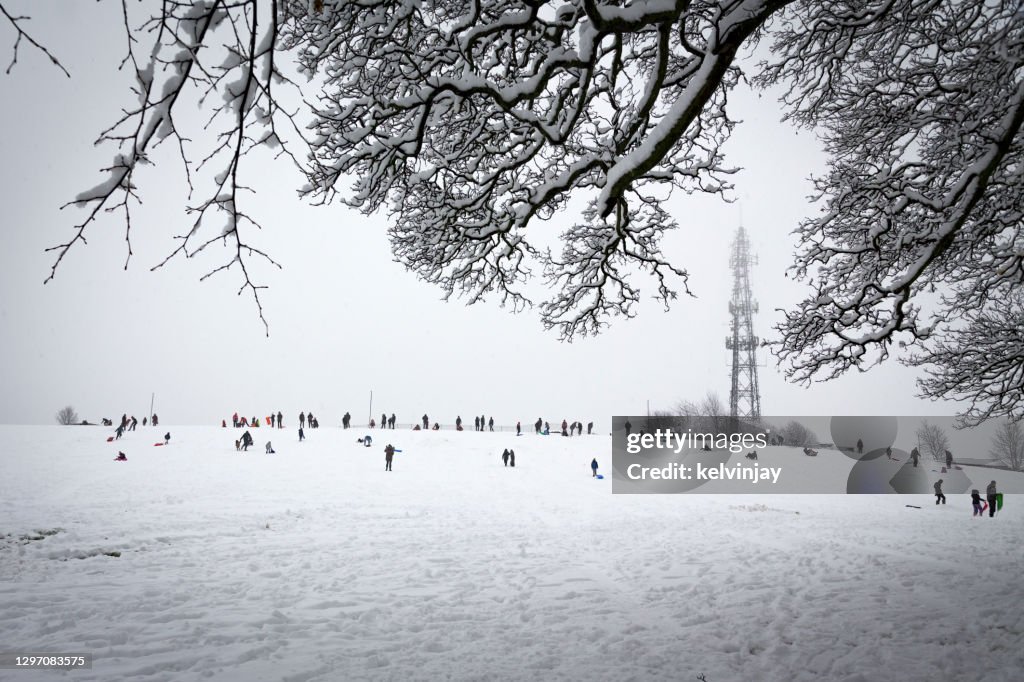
[299, 412, 306, 430]
[934, 479, 946, 505]
[456, 416, 463, 430]
[910, 447, 921, 468]
[114, 423, 124, 440]
[591, 458, 599, 477]
[152, 413, 159, 426]
[543, 421, 550, 435]
[945, 449, 953, 469]
[488, 416, 494, 432]
[502, 449, 510, 467]
[276, 411, 283, 429]
[986, 480, 998, 517]
[241, 430, 252, 451]
[385, 444, 394, 471]
[299, 426, 305, 442]
[587, 422, 593, 435]
[971, 490, 984, 517]
[534, 418, 542, 434]
[422, 414, 429, 430]
[561, 419, 568, 437]
[164, 432, 171, 445]
[390, 414, 396, 429]
[474, 415, 480, 431]
[886, 446, 893, 460]
[624, 420, 632, 437]
[270, 413, 276, 428]
[265, 441, 275, 454]
[857, 438, 863, 454]
[342, 412, 350, 429]
[516, 421, 521, 436]
[129, 416, 138, 431]
[382, 413, 387, 431]
[509, 449, 515, 467]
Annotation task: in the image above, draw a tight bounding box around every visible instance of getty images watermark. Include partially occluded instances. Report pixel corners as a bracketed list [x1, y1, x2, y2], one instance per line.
[610, 415, 1006, 494]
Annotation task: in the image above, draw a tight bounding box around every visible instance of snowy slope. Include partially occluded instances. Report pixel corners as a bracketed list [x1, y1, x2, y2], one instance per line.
[0, 426, 1021, 682]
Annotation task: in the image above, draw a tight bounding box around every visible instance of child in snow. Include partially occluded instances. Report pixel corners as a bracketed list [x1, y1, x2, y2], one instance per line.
[971, 490, 984, 516]
[164, 432, 171, 445]
[934, 479, 945, 505]
[265, 442, 275, 454]
[591, 458, 599, 477]
[115, 451, 127, 461]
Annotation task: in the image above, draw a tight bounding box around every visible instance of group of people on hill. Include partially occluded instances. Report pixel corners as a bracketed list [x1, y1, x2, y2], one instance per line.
[369, 413, 398, 429]
[932, 479, 1001, 517]
[111, 413, 159, 439]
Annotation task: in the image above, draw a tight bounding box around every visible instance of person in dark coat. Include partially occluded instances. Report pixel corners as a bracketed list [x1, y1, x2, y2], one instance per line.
[971, 489, 984, 516]
[382, 413, 387, 430]
[390, 414, 396, 429]
[587, 422, 593, 435]
[276, 411, 283, 429]
[457, 416, 463, 430]
[624, 420, 632, 437]
[910, 447, 921, 467]
[856, 438, 863, 454]
[343, 412, 350, 429]
[152, 413, 159, 426]
[422, 414, 429, 429]
[385, 444, 395, 471]
[509, 449, 515, 467]
[265, 441, 275, 454]
[241, 431, 252, 451]
[488, 417, 494, 432]
[300, 412, 306, 429]
[986, 480, 998, 517]
[115, 451, 127, 461]
[516, 421, 521, 436]
[115, 423, 124, 440]
[299, 426, 305, 441]
[474, 416, 480, 431]
[591, 458, 599, 477]
[502, 449, 510, 467]
[129, 416, 138, 431]
[945, 450, 953, 469]
[534, 418, 542, 434]
[164, 432, 171, 445]
[934, 479, 946, 505]
[561, 419, 568, 437]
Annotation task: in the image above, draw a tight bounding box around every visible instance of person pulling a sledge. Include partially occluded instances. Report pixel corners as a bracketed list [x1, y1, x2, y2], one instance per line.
[971, 489, 984, 517]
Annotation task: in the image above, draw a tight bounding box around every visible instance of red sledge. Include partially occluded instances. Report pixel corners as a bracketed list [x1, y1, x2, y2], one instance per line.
[154, 442, 165, 447]
[106, 436, 114, 442]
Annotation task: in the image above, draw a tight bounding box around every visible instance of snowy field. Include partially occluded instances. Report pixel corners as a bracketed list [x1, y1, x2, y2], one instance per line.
[1, 425, 1021, 682]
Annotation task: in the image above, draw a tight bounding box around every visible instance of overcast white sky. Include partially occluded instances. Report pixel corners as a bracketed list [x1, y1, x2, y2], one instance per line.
[0, 2, 959, 429]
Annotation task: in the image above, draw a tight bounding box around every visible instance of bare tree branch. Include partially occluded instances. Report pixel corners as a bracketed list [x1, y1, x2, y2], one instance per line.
[0, 2, 69, 77]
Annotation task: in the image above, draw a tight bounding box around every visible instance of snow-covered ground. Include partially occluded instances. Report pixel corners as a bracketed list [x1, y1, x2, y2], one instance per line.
[1, 425, 1021, 682]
